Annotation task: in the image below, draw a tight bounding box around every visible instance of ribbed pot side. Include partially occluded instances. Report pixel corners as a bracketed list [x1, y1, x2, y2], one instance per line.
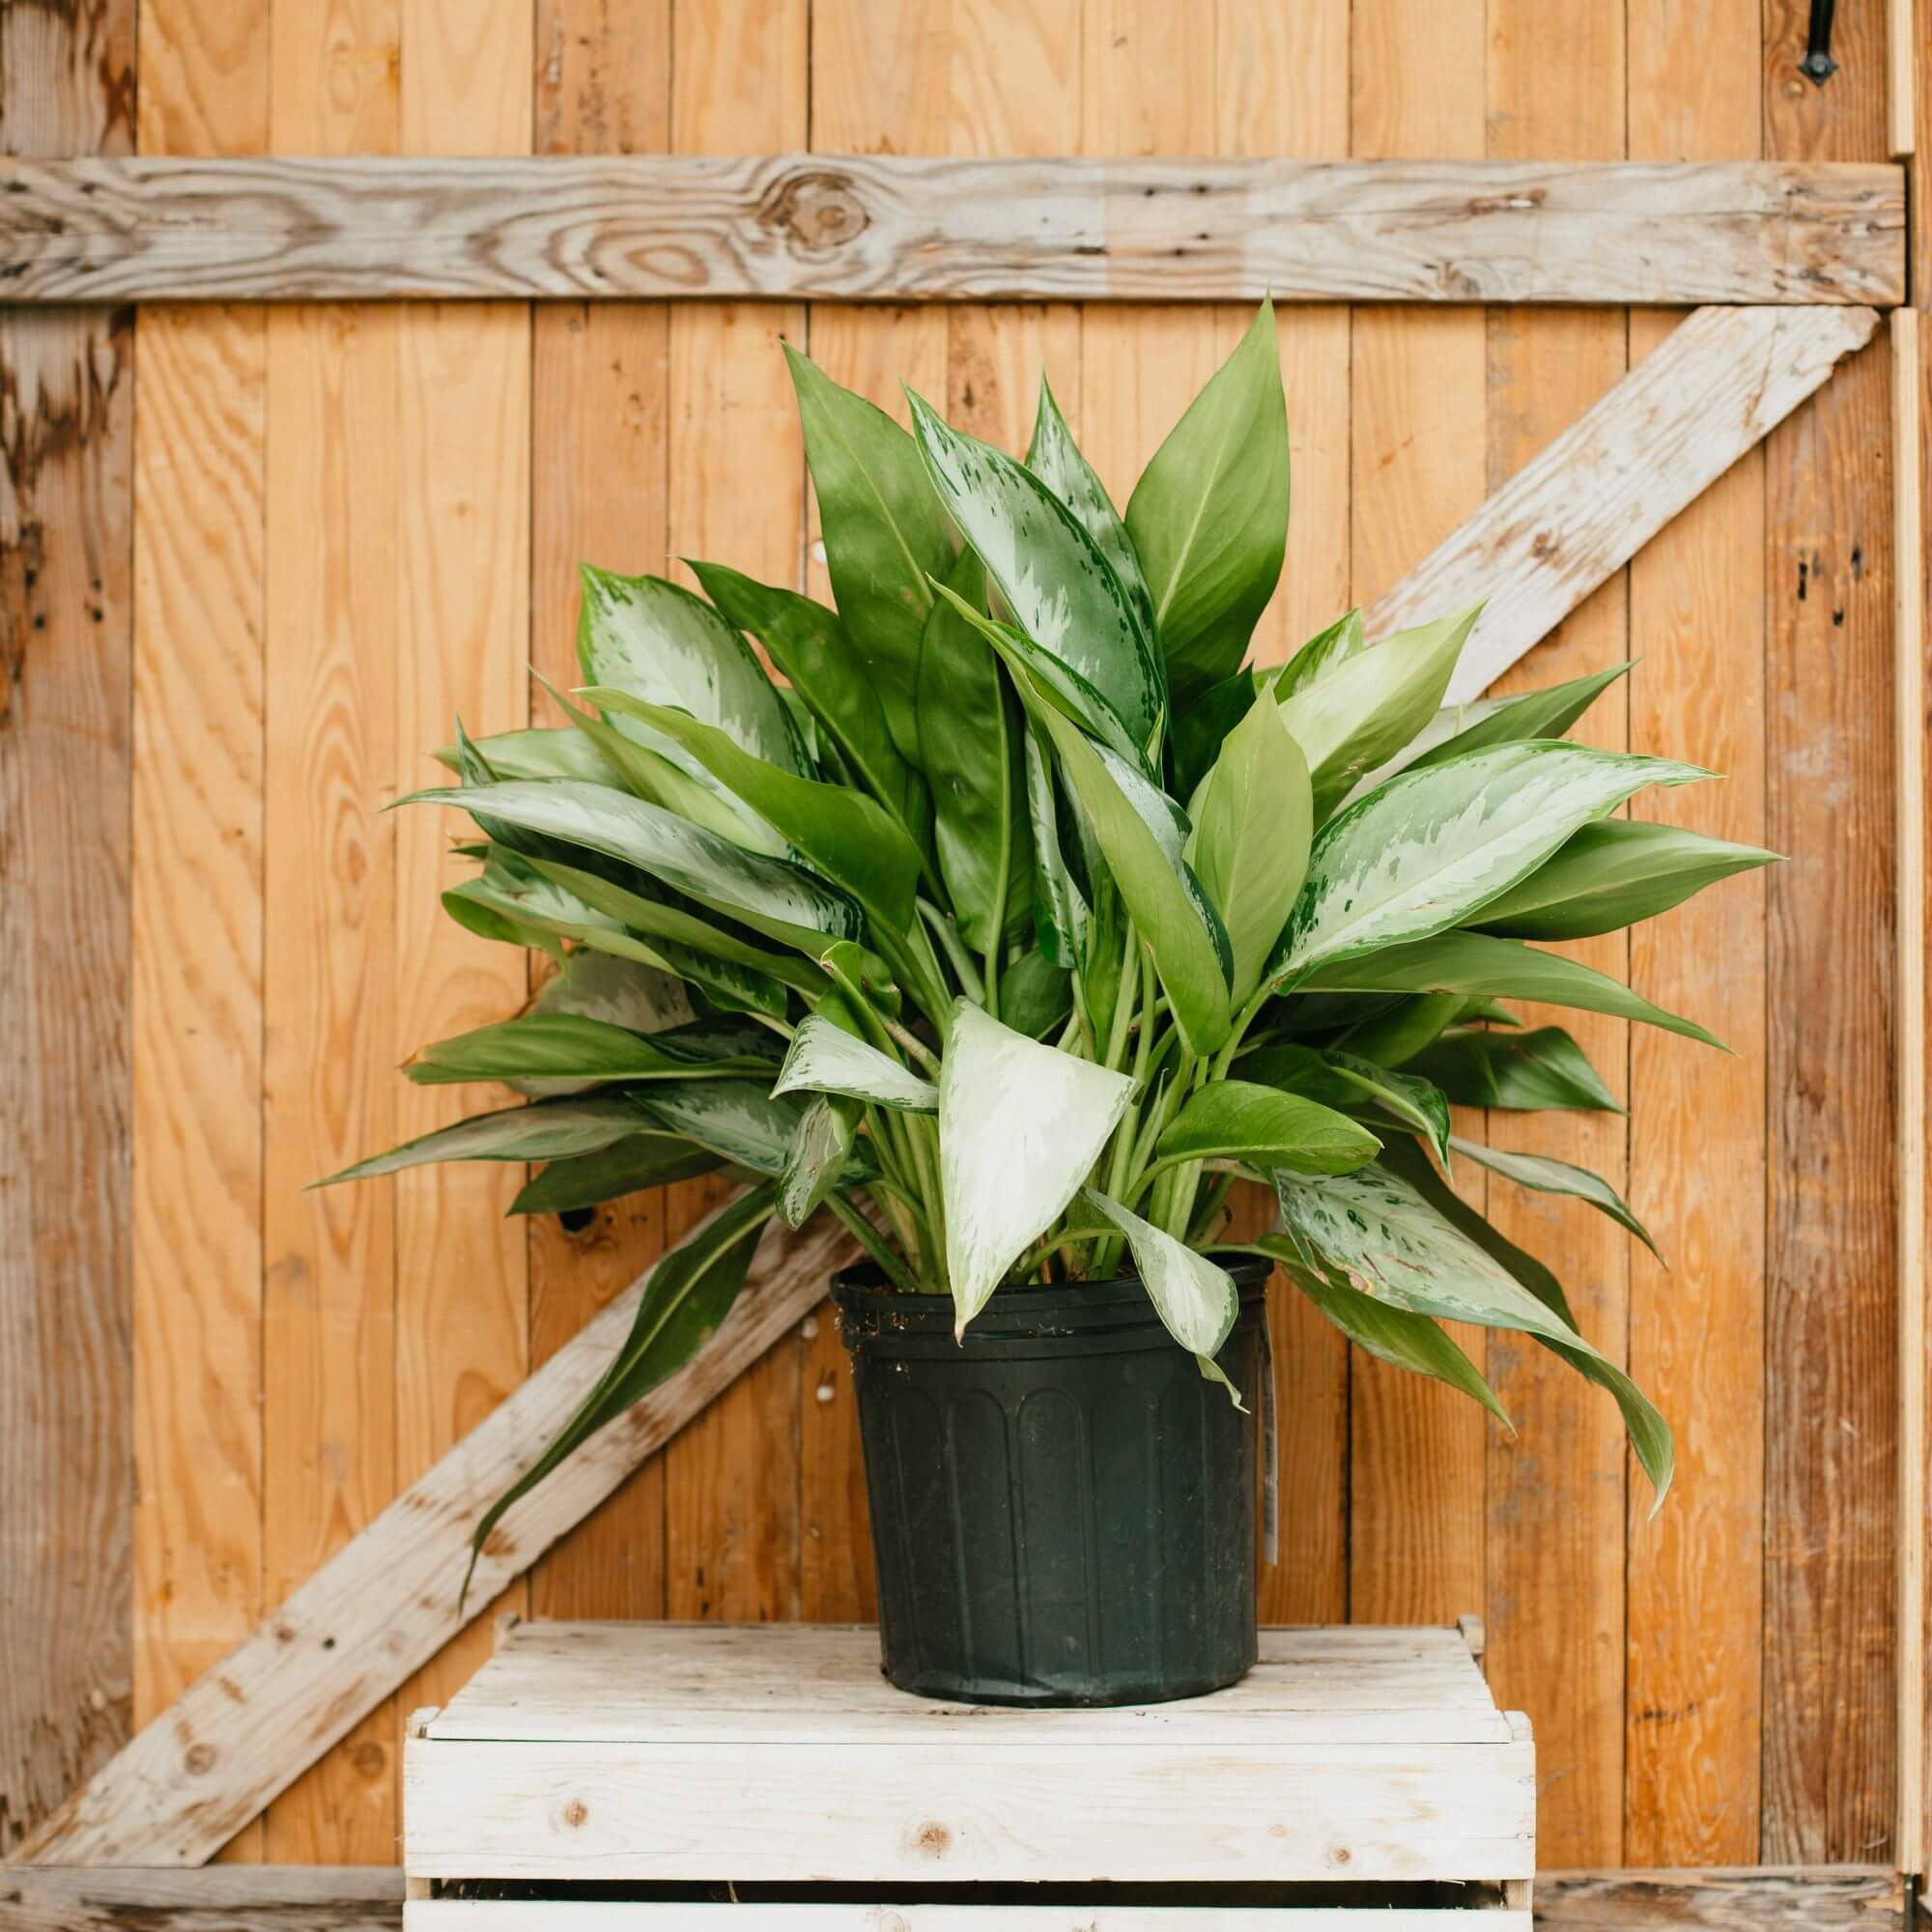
[833, 1258, 1268, 1707]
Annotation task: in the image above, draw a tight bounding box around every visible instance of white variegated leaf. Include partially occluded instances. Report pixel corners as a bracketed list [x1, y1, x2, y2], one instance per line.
[939, 1000, 1134, 1334]
[773, 1015, 939, 1112]
[1272, 743, 1706, 981]
[1084, 1188, 1244, 1406]
[533, 950, 697, 1035]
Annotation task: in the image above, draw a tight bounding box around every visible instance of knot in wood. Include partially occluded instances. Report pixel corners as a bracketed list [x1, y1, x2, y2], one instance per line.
[759, 169, 867, 255]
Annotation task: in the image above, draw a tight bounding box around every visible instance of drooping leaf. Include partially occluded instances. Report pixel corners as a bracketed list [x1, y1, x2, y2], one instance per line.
[1237, 1041, 1453, 1167]
[916, 550, 1032, 954]
[1189, 674, 1312, 1002]
[773, 1014, 939, 1112]
[1037, 704, 1234, 1053]
[436, 725, 624, 787]
[407, 781, 864, 955]
[511, 1136, 726, 1215]
[1151, 1079, 1381, 1179]
[466, 1183, 779, 1602]
[406, 1011, 779, 1089]
[1468, 818, 1779, 941]
[938, 1000, 1135, 1332]
[1270, 743, 1709, 981]
[784, 346, 956, 765]
[1026, 376, 1155, 641]
[633, 1078, 812, 1179]
[778, 1094, 860, 1229]
[1278, 606, 1482, 818]
[909, 388, 1166, 760]
[576, 566, 805, 781]
[1406, 1025, 1623, 1112]
[1260, 1251, 1509, 1425]
[690, 560, 935, 873]
[1084, 1187, 1243, 1404]
[317, 1095, 646, 1185]
[1448, 1134, 1663, 1261]
[1272, 1161, 1671, 1502]
[1301, 929, 1724, 1049]
[1126, 299, 1289, 702]
[583, 686, 924, 936]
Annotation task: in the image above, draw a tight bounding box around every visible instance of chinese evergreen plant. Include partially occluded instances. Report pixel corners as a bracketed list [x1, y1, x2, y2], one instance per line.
[326, 301, 1774, 1559]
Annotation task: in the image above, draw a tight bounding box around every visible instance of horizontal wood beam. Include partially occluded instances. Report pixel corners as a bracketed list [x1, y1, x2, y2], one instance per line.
[0, 1864, 1902, 1928]
[3, 303, 1875, 1878]
[1373, 304, 1882, 702]
[10, 1201, 859, 1868]
[0, 156, 1904, 306]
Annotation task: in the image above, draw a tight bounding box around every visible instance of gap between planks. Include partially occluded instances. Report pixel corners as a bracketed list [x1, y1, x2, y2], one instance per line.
[4, 300, 1884, 1874]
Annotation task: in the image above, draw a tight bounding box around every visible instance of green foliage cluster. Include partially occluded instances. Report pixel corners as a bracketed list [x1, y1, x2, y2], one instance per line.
[325, 302, 1776, 1553]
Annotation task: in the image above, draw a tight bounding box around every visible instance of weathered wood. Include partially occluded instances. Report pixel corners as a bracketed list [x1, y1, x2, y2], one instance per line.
[1480, 0, 1632, 1873]
[0, 0, 138, 1859]
[1894, 304, 1927, 1878]
[1347, 0, 1492, 1634]
[10, 1207, 858, 1868]
[0, 155, 1904, 306]
[0, 1865, 405, 1932]
[1532, 1865, 1902, 1926]
[1761, 0, 1900, 1865]
[404, 1624, 1535, 1886]
[1375, 303, 1881, 704]
[1622, 0, 1769, 1868]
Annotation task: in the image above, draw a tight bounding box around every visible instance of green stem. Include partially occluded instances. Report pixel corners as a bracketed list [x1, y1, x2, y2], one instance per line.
[828, 1192, 919, 1292]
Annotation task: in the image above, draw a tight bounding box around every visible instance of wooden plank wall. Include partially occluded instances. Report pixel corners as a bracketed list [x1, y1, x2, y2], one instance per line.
[0, 0, 1905, 1877]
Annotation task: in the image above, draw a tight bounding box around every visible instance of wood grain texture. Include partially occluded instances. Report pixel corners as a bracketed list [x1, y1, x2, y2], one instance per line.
[128, 0, 270, 1873]
[0, 156, 1905, 307]
[658, 0, 810, 1632]
[1760, 0, 1900, 1868]
[0, 1865, 406, 1932]
[1535, 1865, 1902, 1926]
[259, 0, 404, 1866]
[1346, 0, 1490, 1633]
[387, 0, 536, 1760]
[404, 1629, 1535, 1886]
[0, 0, 137, 1858]
[12, 1207, 857, 1867]
[526, 0, 674, 1628]
[1479, 0, 1630, 1873]
[1623, 0, 1770, 1870]
[1374, 304, 1880, 704]
[1895, 304, 1928, 1876]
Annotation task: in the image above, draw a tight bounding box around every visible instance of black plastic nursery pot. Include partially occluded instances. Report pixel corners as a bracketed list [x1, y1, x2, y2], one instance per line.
[832, 1257, 1269, 1708]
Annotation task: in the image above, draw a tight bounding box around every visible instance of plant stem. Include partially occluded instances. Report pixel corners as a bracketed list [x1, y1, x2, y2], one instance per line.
[829, 1192, 919, 1292]
[880, 1012, 942, 1078]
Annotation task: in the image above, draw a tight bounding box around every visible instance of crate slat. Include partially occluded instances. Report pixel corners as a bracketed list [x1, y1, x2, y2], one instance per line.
[406, 1908, 1530, 1929]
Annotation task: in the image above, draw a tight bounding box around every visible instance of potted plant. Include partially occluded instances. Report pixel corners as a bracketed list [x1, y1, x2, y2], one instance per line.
[325, 301, 1771, 1706]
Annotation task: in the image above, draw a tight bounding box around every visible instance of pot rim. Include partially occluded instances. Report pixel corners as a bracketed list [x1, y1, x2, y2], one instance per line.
[830, 1250, 1272, 1322]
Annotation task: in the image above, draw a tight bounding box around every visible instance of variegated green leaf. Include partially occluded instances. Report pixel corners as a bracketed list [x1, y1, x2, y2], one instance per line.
[1238, 1040, 1452, 1167]
[511, 1136, 725, 1215]
[939, 1000, 1135, 1332]
[778, 1094, 860, 1229]
[1448, 1134, 1662, 1260]
[317, 1094, 645, 1185]
[1026, 376, 1155, 640]
[1271, 743, 1708, 981]
[773, 1014, 939, 1112]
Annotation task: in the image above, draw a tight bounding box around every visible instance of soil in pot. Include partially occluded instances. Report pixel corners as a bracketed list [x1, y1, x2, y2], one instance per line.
[833, 1257, 1268, 1707]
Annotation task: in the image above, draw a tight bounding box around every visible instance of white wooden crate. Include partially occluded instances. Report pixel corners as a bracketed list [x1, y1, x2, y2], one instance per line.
[403, 1620, 1534, 1927]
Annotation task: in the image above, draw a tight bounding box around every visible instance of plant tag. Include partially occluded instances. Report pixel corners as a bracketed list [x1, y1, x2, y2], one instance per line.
[1259, 1312, 1279, 1565]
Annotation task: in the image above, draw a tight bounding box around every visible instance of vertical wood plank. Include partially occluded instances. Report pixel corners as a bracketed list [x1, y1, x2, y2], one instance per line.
[661, 0, 810, 1626]
[388, 0, 534, 1730]
[800, 0, 950, 1624]
[1624, 0, 1769, 1869]
[1761, 0, 1899, 1866]
[261, 0, 402, 1862]
[1345, 0, 1489, 1632]
[1480, 0, 1631, 1871]
[128, 0, 269, 1873]
[1216, 0, 1352, 1631]
[526, 0, 674, 1625]
[0, 0, 138, 1855]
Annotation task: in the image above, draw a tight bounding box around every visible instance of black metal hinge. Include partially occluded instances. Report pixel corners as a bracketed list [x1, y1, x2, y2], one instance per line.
[1799, 0, 1838, 85]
